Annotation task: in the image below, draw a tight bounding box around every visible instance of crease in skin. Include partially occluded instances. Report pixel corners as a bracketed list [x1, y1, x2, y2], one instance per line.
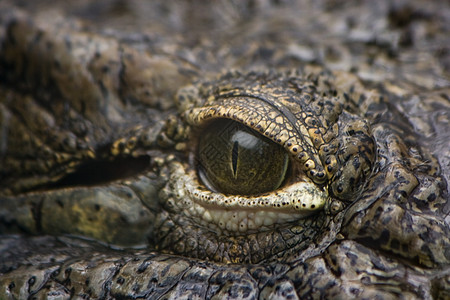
[0, 103, 10, 156]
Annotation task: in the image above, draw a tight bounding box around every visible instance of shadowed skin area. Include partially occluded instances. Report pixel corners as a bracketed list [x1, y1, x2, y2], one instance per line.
[0, 0, 449, 299]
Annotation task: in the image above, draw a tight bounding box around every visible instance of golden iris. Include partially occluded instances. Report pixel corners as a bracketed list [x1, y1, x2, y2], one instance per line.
[197, 119, 289, 195]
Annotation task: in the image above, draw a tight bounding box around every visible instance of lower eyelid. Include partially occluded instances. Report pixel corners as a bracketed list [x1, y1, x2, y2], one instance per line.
[164, 162, 328, 234]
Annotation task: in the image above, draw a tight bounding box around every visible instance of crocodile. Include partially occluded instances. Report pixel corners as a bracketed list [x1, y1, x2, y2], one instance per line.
[0, 0, 449, 299]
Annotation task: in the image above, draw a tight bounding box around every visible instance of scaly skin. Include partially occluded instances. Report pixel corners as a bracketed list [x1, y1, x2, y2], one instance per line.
[0, 1, 449, 299]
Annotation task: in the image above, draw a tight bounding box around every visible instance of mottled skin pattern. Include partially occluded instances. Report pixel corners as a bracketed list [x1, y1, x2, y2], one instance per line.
[0, 1, 450, 299]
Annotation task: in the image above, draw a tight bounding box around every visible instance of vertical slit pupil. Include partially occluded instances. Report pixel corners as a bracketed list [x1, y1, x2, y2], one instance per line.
[232, 141, 239, 177]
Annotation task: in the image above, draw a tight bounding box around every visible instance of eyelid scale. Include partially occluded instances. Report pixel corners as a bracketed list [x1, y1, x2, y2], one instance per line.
[163, 162, 329, 234]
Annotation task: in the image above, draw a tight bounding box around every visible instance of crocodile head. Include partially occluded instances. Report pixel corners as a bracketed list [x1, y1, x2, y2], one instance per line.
[0, 1, 449, 299]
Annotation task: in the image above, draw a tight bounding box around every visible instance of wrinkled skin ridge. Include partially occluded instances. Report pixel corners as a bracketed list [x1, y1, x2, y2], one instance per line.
[0, 1, 449, 299]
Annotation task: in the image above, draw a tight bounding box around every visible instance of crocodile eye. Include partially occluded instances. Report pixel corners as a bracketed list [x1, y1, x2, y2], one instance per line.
[197, 119, 289, 195]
